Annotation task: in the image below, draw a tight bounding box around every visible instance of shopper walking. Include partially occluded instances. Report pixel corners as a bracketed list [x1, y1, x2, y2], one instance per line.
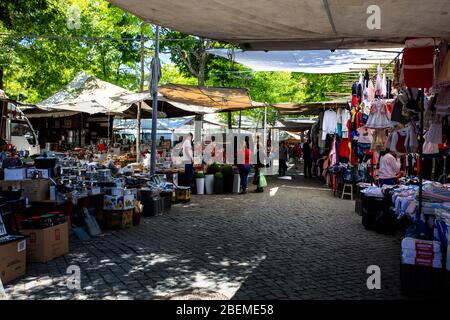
[237, 138, 251, 194]
[379, 149, 401, 186]
[302, 141, 313, 178]
[182, 133, 194, 187]
[279, 141, 289, 176]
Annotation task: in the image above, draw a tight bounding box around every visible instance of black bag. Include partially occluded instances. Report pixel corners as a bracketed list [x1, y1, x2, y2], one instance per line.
[391, 99, 408, 124]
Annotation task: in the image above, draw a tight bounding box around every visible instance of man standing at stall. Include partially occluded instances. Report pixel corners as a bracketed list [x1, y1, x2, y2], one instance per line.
[182, 133, 194, 187]
[279, 141, 289, 176]
[302, 141, 313, 179]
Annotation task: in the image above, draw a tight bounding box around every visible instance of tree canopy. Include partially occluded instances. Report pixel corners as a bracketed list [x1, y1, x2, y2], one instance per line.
[0, 0, 349, 123]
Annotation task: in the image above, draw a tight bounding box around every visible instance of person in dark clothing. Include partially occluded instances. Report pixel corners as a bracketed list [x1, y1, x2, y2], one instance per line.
[254, 135, 265, 192]
[279, 141, 289, 176]
[302, 141, 313, 178]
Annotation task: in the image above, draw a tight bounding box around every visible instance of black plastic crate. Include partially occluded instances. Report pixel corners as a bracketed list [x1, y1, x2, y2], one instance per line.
[400, 263, 448, 297]
[361, 194, 386, 230]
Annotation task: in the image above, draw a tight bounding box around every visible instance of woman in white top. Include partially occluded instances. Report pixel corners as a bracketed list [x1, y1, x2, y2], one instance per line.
[379, 149, 401, 186]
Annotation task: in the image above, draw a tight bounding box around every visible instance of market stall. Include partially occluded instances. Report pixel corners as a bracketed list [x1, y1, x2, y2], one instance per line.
[303, 38, 450, 295]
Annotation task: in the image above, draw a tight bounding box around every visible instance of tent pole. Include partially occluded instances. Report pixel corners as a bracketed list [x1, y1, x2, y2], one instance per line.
[263, 106, 267, 150]
[137, 23, 145, 163]
[419, 88, 424, 215]
[150, 25, 160, 175]
[238, 111, 242, 128]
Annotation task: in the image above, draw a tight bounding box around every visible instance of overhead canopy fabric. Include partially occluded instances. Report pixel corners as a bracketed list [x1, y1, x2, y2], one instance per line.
[274, 101, 349, 116]
[275, 119, 317, 131]
[108, 0, 450, 50]
[158, 84, 256, 112]
[37, 71, 156, 116]
[208, 48, 401, 73]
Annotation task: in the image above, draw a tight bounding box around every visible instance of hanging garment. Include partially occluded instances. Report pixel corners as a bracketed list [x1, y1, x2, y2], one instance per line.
[362, 100, 371, 115]
[341, 109, 351, 137]
[322, 109, 337, 140]
[376, 70, 382, 96]
[436, 49, 450, 86]
[435, 87, 450, 115]
[338, 138, 350, 159]
[404, 122, 419, 154]
[423, 140, 439, 155]
[357, 126, 374, 144]
[356, 143, 372, 161]
[366, 100, 391, 129]
[371, 128, 389, 151]
[386, 79, 393, 99]
[381, 73, 387, 97]
[355, 110, 363, 129]
[390, 98, 408, 125]
[403, 38, 435, 88]
[357, 83, 363, 103]
[393, 59, 402, 89]
[425, 119, 443, 144]
[367, 80, 375, 102]
[385, 100, 393, 120]
[390, 130, 407, 154]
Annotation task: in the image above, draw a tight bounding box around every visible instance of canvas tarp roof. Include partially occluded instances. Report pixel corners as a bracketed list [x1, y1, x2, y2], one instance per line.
[158, 84, 257, 112]
[116, 84, 260, 118]
[274, 118, 317, 131]
[35, 71, 157, 117]
[107, 0, 450, 50]
[274, 100, 349, 116]
[208, 48, 401, 73]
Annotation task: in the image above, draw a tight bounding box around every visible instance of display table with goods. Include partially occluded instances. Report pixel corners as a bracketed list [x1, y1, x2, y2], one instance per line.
[356, 179, 450, 295]
[0, 148, 177, 284]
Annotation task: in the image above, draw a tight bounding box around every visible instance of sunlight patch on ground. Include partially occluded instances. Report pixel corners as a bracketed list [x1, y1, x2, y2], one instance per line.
[281, 185, 330, 191]
[269, 187, 279, 197]
[278, 176, 292, 180]
[151, 254, 267, 300]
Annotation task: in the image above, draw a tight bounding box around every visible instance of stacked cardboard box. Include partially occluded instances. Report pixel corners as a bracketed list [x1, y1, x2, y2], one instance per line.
[401, 237, 442, 268]
[0, 215, 26, 284]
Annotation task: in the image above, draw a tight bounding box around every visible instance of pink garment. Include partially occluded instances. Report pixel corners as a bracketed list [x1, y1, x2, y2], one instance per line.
[329, 137, 337, 166]
[376, 70, 382, 96]
[379, 153, 401, 179]
[357, 126, 373, 144]
[368, 80, 375, 102]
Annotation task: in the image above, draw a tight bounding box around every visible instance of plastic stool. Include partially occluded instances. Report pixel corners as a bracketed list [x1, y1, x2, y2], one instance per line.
[341, 183, 353, 200]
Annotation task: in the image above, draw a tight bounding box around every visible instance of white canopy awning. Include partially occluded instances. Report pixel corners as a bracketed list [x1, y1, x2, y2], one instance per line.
[37, 71, 149, 115]
[107, 0, 450, 50]
[208, 48, 401, 73]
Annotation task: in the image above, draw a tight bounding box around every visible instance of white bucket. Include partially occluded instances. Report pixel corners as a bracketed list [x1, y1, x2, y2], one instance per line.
[204, 174, 214, 194]
[196, 178, 205, 195]
[233, 173, 241, 193]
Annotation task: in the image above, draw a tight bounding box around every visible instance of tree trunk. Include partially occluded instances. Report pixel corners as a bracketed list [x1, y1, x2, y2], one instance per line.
[0, 66, 3, 90]
[196, 39, 208, 87]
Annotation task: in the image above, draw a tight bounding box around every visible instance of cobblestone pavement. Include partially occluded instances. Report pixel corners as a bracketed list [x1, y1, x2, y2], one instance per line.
[4, 174, 406, 300]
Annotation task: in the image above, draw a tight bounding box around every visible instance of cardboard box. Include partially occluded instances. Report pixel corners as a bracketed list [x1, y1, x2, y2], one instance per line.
[103, 194, 135, 210]
[0, 179, 50, 201]
[0, 239, 27, 284]
[4, 168, 27, 181]
[20, 222, 69, 263]
[104, 209, 133, 229]
[20, 179, 50, 202]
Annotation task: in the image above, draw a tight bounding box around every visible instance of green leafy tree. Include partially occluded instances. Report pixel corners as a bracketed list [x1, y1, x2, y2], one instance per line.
[0, 0, 151, 102]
